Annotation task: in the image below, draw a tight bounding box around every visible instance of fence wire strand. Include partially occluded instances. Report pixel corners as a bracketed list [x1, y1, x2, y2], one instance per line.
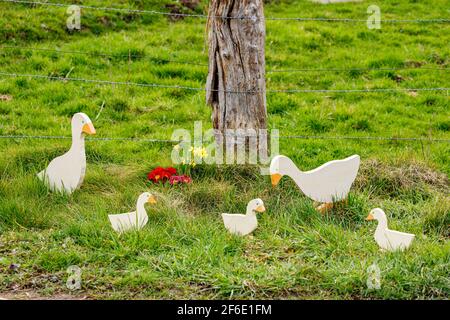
[1, 0, 449, 23]
[267, 66, 450, 73]
[0, 134, 448, 144]
[0, 45, 209, 67]
[0, 71, 448, 94]
[2, 45, 449, 73]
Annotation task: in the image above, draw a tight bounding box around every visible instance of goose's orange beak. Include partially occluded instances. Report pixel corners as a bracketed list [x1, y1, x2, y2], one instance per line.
[82, 123, 96, 135]
[366, 213, 374, 221]
[255, 205, 266, 213]
[271, 173, 282, 186]
[148, 195, 157, 204]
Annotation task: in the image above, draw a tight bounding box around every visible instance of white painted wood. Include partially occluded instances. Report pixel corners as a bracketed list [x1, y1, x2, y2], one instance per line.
[222, 199, 265, 236]
[37, 113, 96, 194]
[108, 192, 157, 234]
[270, 154, 360, 203]
[366, 208, 415, 251]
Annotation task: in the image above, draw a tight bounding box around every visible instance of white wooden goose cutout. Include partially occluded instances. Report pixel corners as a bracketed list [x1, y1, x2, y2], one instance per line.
[37, 113, 96, 194]
[270, 155, 360, 213]
[222, 199, 265, 236]
[366, 208, 415, 251]
[109, 192, 157, 233]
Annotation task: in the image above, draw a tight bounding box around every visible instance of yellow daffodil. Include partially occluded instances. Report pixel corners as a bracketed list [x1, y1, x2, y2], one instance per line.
[192, 146, 208, 158]
[200, 147, 208, 158]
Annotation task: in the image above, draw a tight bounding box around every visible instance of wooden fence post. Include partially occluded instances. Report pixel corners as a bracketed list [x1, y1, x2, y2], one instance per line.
[206, 0, 267, 159]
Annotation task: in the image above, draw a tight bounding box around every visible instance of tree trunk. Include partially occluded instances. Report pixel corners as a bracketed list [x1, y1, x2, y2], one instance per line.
[206, 0, 267, 157]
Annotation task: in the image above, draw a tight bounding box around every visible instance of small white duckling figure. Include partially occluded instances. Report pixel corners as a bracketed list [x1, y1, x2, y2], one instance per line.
[222, 198, 265, 236]
[108, 192, 157, 234]
[366, 208, 415, 252]
[37, 113, 96, 194]
[270, 155, 360, 213]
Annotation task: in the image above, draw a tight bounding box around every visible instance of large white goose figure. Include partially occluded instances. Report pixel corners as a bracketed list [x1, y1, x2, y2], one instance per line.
[109, 192, 157, 233]
[37, 113, 96, 194]
[270, 154, 360, 213]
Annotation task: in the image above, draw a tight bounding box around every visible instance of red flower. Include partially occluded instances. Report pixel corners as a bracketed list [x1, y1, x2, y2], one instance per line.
[166, 167, 177, 175]
[147, 167, 177, 183]
[169, 175, 192, 185]
[181, 175, 192, 184]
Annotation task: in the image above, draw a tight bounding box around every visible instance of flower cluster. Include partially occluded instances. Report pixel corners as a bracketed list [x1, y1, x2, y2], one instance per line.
[192, 146, 208, 159]
[169, 175, 192, 185]
[174, 145, 209, 168]
[147, 167, 192, 185]
[147, 167, 177, 183]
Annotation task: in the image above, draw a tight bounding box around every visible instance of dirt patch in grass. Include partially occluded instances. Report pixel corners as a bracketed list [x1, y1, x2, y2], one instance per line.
[0, 290, 89, 300]
[0, 95, 12, 101]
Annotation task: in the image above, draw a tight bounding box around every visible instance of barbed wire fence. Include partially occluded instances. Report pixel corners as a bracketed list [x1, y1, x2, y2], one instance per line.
[0, 0, 449, 145]
[1, 45, 449, 73]
[1, 134, 449, 144]
[1, 0, 449, 23]
[0, 71, 448, 94]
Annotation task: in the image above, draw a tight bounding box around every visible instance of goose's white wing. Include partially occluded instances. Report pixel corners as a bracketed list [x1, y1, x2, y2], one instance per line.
[384, 229, 415, 251]
[222, 213, 257, 236]
[38, 151, 85, 194]
[299, 155, 360, 203]
[108, 211, 147, 233]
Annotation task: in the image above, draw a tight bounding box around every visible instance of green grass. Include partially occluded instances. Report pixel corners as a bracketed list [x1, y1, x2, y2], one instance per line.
[0, 0, 449, 299]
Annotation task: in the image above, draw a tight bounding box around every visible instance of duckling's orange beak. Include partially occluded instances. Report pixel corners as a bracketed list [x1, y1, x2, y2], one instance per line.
[271, 173, 282, 186]
[255, 205, 265, 213]
[147, 195, 157, 204]
[366, 213, 374, 221]
[82, 123, 96, 135]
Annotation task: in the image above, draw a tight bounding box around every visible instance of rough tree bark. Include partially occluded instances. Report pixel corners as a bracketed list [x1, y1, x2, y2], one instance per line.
[206, 0, 267, 156]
